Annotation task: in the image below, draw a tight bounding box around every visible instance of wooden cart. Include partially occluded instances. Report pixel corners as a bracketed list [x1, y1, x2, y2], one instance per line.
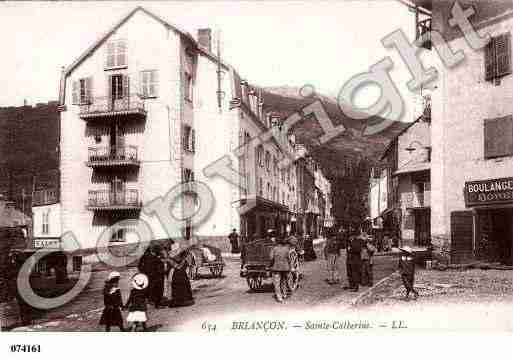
[240, 238, 300, 293]
[186, 244, 225, 280]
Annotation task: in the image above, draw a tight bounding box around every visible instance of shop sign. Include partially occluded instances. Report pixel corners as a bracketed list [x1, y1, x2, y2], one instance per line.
[465, 177, 513, 207]
[33, 238, 61, 249]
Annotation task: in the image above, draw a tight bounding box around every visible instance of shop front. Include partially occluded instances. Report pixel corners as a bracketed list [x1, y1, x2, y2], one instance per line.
[463, 177, 513, 265]
[239, 196, 289, 240]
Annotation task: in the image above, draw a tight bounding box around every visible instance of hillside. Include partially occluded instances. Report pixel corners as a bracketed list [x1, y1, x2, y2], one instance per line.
[260, 86, 409, 179]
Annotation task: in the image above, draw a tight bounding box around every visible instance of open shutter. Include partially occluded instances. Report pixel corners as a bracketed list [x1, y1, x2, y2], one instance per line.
[106, 42, 115, 68]
[117, 40, 127, 67]
[72, 80, 79, 104]
[151, 70, 158, 97]
[496, 32, 512, 77]
[485, 37, 496, 81]
[85, 77, 93, 104]
[123, 75, 130, 99]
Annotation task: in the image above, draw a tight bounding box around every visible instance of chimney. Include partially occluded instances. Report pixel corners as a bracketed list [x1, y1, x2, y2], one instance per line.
[197, 28, 212, 52]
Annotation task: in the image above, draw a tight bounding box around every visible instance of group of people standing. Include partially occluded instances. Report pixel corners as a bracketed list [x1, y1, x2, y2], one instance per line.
[323, 226, 377, 292]
[99, 243, 195, 332]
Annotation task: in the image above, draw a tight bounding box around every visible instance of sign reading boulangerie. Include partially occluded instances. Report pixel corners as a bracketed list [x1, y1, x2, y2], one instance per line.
[465, 177, 513, 207]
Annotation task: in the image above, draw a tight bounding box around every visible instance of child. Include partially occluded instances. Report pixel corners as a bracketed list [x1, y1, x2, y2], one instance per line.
[361, 237, 377, 286]
[99, 271, 124, 332]
[125, 273, 149, 331]
[398, 246, 419, 300]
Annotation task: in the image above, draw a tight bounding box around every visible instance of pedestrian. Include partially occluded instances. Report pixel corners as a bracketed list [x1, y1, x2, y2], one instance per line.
[99, 271, 124, 332]
[343, 228, 364, 292]
[141, 245, 166, 308]
[303, 234, 317, 261]
[125, 273, 149, 331]
[168, 250, 195, 307]
[361, 236, 377, 286]
[269, 234, 292, 303]
[324, 229, 341, 284]
[398, 246, 419, 300]
[228, 228, 240, 253]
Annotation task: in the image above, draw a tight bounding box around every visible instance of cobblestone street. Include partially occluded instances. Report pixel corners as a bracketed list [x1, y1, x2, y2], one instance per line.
[12, 250, 397, 331]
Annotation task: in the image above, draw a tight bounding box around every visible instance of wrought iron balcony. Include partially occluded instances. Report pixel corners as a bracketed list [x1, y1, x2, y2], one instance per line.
[86, 145, 139, 168]
[87, 189, 141, 211]
[79, 95, 146, 120]
[33, 188, 59, 207]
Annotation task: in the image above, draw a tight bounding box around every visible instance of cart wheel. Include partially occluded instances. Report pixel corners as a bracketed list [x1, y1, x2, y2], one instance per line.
[247, 276, 262, 291]
[187, 256, 198, 281]
[210, 265, 224, 277]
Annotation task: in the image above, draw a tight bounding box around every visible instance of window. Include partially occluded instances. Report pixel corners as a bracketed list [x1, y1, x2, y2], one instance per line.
[42, 210, 50, 235]
[265, 151, 271, 172]
[484, 115, 513, 158]
[73, 256, 82, 272]
[273, 157, 278, 177]
[281, 169, 285, 182]
[106, 39, 127, 68]
[258, 178, 263, 196]
[183, 168, 195, 182]
[110, 74, 126, 100]
[184, 72, 193, 101]
[72, 77, 92, 104]
[257, 146, 264, 167]
[111, 228, 125, 242]
[485, 32, 512, 82]
[183, 125, 195, 152]
[140, 70, 158, 98]
[267, 183, 271, 198]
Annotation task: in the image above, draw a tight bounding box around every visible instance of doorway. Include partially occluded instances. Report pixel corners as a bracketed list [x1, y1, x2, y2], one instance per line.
[476, 208, 513, 264]
[414, 208, 431, 246]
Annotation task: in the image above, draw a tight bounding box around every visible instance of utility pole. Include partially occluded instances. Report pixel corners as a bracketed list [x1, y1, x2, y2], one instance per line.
[216, 30, 224, 113]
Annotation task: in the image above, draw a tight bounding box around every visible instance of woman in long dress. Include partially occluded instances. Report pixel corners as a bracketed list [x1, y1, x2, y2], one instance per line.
[168, 251, 194, 307]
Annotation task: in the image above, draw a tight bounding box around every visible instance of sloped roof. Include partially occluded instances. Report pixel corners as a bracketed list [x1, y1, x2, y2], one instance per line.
[59, 6, 233, 104]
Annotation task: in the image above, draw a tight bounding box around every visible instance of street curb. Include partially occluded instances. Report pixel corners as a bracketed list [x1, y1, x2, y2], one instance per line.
[349, 271, 400, 307]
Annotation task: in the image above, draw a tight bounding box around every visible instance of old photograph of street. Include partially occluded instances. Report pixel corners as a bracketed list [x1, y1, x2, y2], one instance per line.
[3, 0, 513, 336]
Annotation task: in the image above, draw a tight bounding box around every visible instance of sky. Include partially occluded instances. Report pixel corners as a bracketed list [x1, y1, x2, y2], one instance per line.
[0, 0, 423, 122]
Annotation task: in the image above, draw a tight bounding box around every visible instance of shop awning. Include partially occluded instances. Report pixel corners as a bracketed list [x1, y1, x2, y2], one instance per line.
[393, 161, 430, 176]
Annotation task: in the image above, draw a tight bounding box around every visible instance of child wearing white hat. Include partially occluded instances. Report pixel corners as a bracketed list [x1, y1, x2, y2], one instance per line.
[398, 246, 419, 300]
[125, 273, 149, 331]
[99, 271, 124, 331]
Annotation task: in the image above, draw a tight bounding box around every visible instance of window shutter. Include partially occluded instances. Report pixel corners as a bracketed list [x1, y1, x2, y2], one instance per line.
[496, 32, 512, 77]
[117, 40, 127, 67]
[484, 116, 513, 158]
[123, 75, 130, 99]
[85, 77, 93, 104]
[485, 37, 496, 81]
[72, 80, 79, 104]
[106, 42, 115, 68]
[151, 70, 158, 97]
[107, 75, 113, 101]
[191, 129, 195, 152]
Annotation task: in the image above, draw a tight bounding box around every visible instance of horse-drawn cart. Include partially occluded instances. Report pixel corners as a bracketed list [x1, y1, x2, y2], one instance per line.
[240, 239, 300, 294]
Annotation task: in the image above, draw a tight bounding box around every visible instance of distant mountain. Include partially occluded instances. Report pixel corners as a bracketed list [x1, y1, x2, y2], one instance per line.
[260, 86, 409, 179]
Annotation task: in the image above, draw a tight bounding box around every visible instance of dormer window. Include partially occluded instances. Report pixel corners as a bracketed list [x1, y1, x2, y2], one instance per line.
[106, 39, 127, 69]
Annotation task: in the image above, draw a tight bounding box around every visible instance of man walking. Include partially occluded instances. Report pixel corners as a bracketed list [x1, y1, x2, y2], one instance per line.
[228, 228, 240, 253]
[344, 228, 363, 292]
[269, 233, 292, 302]
[324, 228, 341, 284]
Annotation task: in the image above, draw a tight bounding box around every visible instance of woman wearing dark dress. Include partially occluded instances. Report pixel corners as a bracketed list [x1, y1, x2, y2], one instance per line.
[168, 251, 195, 307]
[99, 271, 124, 332]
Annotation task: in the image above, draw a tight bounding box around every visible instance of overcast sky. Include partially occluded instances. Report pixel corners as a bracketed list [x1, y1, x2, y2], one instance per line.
[0, 0, 423, 122]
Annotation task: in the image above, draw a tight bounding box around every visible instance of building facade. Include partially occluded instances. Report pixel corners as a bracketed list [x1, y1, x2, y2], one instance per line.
[402, 0, 513, 263]
[54, 6, 326, 258]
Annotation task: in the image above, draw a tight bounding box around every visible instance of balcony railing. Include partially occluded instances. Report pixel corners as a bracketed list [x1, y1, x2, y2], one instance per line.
[406, 189, 431, 208]
[79, 95, 146, 120]
[416, 18, 432, 50]
[87, 189, 141, 210]
[33, 188, 58, 206]
[86, 145, 139, 168]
